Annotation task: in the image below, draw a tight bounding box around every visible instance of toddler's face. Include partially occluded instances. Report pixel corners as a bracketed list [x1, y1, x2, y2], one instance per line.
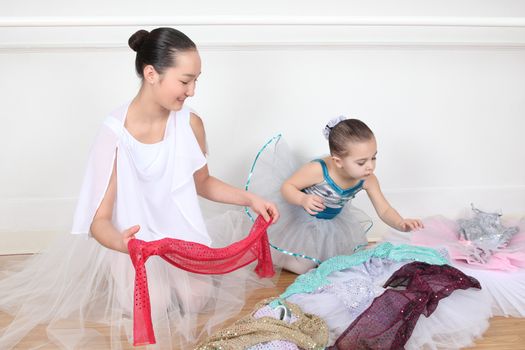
[336, 138, 377, 180]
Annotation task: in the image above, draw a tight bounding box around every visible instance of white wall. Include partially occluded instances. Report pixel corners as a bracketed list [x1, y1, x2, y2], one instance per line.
[1, 1, 525, 253]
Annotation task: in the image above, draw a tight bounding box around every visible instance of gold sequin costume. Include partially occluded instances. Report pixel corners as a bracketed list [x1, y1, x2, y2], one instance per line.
[196, 298, 328, 350]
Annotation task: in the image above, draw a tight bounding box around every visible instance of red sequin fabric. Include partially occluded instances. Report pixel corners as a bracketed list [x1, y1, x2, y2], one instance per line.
[127, 215, 274, 346]
[329, 262, 481, 350]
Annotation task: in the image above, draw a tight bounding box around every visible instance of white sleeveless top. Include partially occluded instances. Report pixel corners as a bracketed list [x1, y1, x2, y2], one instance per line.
[71, 103, 211, 245]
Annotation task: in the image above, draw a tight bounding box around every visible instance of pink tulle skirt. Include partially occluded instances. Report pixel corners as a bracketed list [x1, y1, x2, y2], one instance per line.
[411, 216, 525, 271]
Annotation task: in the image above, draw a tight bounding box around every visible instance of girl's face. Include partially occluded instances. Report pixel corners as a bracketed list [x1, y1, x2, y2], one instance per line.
[148, 49, 201, 111]
[334, 137, 377, 180]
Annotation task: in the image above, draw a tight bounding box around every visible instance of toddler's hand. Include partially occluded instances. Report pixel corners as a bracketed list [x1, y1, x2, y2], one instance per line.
[121, 225, 140, 253]
[398, 219, 424, 232]
[249, 195, 280, 223]
[301, 194, 325, 216]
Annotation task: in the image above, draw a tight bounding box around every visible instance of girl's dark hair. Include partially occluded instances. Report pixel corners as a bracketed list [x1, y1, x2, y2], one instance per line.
[328, 119, 374, 156]
[128, 27, 197, 78]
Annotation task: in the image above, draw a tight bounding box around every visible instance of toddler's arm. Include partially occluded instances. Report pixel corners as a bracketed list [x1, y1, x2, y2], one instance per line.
[281, 162, 326, 215]
[364, 174, 423, 232]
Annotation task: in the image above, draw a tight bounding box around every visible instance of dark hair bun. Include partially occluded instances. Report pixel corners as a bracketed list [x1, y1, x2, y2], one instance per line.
[128, 30, 149, 52]
[130, 27, 197, 78]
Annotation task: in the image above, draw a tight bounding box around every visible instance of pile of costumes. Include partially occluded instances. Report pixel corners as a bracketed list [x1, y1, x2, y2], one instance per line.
[196, 205, 525, 349]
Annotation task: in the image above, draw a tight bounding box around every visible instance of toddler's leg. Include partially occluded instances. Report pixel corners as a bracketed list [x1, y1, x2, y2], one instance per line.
[282, 255, 316, 275]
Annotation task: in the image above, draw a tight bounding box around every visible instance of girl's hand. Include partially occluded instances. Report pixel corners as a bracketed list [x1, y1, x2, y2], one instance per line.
[300, 194, 326, 216]
[398, 219, 424, 232]
[249, 195, 280, 223]
[121, 225, 140, 253]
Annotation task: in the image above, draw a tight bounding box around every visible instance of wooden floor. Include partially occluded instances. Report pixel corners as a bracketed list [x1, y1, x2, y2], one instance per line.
[1, 255, 524, 349]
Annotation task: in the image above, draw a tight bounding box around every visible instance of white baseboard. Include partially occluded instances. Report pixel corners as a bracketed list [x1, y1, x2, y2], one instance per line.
[1, 185, 523, 254]
[355, 185, 525, 241]
[0, 197, 75, 254]
[0, 231, 64, 255]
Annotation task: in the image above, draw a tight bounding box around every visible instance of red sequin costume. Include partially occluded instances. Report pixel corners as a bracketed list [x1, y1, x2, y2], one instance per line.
[128, 215, 274, 345]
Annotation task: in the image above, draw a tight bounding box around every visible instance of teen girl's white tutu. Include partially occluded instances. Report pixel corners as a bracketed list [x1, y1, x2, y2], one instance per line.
[0, 211, 272, 350]
[245, 135, 372, 268]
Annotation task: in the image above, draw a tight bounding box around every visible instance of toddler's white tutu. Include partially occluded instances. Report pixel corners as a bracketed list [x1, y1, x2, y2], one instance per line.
[246, 135, 372, 266]
[0, 211, 271, 349]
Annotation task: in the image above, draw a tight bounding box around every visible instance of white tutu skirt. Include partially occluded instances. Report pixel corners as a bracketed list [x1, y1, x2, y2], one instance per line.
[384, 217, 525, 320]
[246, 136, 371, 266]
[287, 257, 490, 349]
[0, 211, 271, 349]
